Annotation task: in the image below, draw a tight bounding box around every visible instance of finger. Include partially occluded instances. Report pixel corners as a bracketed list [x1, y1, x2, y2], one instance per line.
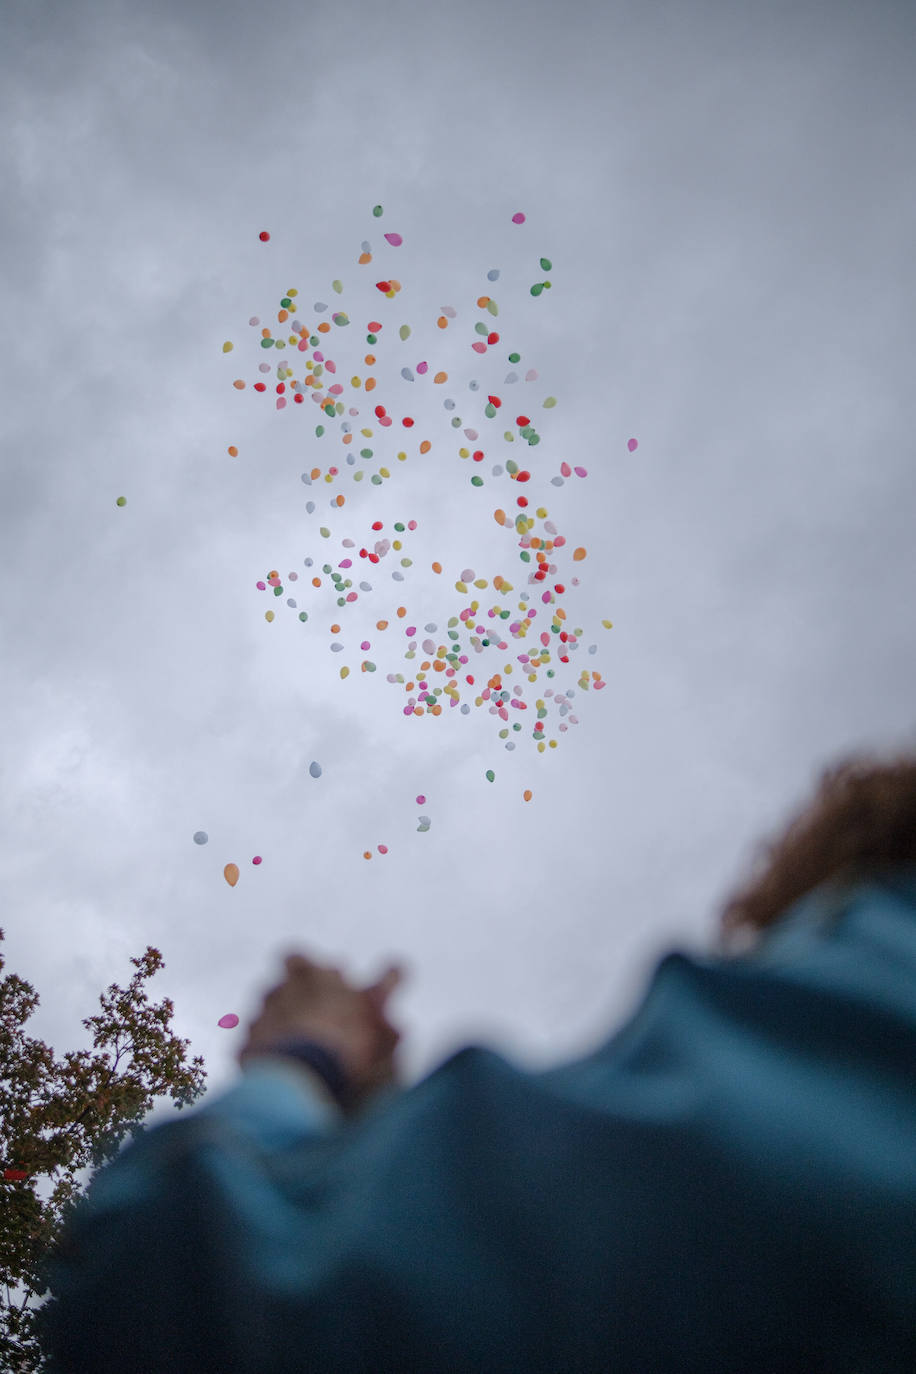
[284, 952, 314, 975]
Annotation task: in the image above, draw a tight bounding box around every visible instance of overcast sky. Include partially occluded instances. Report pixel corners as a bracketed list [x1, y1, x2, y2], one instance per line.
[2, 0, 915, 1123]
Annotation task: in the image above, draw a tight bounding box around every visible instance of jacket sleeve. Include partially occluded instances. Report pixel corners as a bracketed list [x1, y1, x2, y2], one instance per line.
[38, 1057, 345, 1371]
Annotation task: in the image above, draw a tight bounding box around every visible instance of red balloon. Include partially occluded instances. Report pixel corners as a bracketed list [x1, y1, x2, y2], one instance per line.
[259, 231, 270, 242]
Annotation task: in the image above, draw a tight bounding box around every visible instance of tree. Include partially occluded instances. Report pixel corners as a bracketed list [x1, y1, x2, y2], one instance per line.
[0, 929, 207, 1371]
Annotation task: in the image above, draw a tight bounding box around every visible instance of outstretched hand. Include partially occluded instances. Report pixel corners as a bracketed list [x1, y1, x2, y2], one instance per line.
[237, 952, 408, 1111]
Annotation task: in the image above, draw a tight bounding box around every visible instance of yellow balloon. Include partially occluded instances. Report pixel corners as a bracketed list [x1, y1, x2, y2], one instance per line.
[224, 863, 239, 887]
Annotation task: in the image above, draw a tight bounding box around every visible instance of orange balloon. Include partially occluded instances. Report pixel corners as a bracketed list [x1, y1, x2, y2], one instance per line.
[573, 547, 587, 561]
[431, 561, 442, 574]
[227, 446, 238, 457]
[419, 440, 431, 454]
[433, 371, 447, 384]
[224, 863, 239, 887]
[523, 790, 533, 803]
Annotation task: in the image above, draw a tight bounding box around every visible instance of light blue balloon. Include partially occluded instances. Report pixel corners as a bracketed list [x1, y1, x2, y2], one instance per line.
[301, 473, 312, 485]
[305, 501, 316, 513]
[487, 269, 500, 282]
[309, 761, 322, 778]
[193, 831, 208, 845]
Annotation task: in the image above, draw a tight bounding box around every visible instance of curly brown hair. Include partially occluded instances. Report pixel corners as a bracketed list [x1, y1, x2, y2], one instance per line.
[715, 749, 916, 955]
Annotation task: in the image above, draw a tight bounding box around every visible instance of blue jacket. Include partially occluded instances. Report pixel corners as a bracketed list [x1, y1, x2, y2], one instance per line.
[42, 871, 916, 1371]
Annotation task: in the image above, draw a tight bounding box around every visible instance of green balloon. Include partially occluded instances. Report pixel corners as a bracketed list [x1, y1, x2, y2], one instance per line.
[486, 770, 495, 782]
[399, 324, 410, 340]
[273, 585, 283, 597]
[530, 283, 544, 297]
[475, 322, 488, 336]
[373, 205, 383, 217]
[320, 528, 330, 538]
[486, 300, 499, 316]
[316, 425, 325, 436]
[115, 496, 126, 507]
[485, 403, 496, 418]
[371, 474, 383, 485]
[394, 521, 405, 531]
[539, 258, 552, 272]
[471, 475, 483, 487]
[280, 297, 292, 307]
[508, 352, 520, 363]
[261, 337, 274, 348]
[299, 612, 308, 622]
[332, 280, 343, 294]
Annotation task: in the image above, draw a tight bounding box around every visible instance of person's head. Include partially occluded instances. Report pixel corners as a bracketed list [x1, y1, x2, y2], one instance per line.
[715, 748, 916, 957]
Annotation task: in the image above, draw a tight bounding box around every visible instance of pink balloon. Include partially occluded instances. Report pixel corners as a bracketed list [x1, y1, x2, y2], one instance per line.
[511, 212, 526, 224]
[218, 1013, 239, 1029]
[378, 844, 389, 854]
[383, 232, 403, 246]
[416, 361, 428, 374]
[416, 794, 426, 804]
[627, 437, 639, 452]
[252, 856, 262, 865]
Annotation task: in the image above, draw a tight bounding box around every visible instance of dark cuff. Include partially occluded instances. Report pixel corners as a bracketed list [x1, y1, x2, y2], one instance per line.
[257, 1038, 355, 1114]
